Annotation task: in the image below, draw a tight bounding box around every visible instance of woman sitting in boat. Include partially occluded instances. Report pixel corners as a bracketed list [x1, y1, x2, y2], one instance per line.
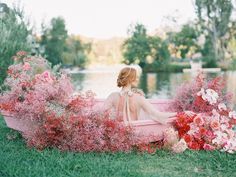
[104, 67, 193, 124]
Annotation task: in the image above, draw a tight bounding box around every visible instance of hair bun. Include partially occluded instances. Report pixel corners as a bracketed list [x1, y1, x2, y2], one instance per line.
[117, 67, 137, 87]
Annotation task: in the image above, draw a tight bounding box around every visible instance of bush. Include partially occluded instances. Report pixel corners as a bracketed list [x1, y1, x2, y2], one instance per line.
[0, 3, 31, 84]
[143, 62, 190, 73]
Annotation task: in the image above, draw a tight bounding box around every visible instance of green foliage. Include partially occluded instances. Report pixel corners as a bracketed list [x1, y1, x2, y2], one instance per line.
[122, 23, 151, 68]
[168, 24, 200, 59]
[195, 0, 233, 64]
[0, 118, 236, 177]
[123, 23, 170, 69]
[144, 62, 190, 73]
[149, 36, 170, 69]
[40, 17, 68, 66]
[0, 3, 31, 84]
[62, 36, 91, 68]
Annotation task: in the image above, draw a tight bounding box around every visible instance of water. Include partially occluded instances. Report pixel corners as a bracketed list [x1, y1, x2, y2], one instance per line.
[70, 71, 236, 105]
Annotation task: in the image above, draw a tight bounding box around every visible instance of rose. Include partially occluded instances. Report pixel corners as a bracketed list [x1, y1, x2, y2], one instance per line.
[193, 115, 204, 126]
[203, 143, 215, 150]
[188, 141, 201, 150]
[205, 130, 215, 141]
[183, 134, 193, 143]
[210, 120, 220, 130]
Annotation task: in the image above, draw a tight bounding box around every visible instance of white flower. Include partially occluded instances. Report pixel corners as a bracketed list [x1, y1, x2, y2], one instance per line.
[222, 138, 236, 153]
[188, 123, 199, 135]
[220, 124, 227, 131]
[212, 109, 220, 121]
[197, 88, 219, 105]
[229, 111, 236, 119]
[212, 131, 228, 145]
[218, 103, 227, 111]
[197, 88, 205, 96]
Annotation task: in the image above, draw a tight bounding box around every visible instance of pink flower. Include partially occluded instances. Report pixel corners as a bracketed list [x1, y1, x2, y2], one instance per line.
[218, 103, 227, 111]
[42, 71, 50, 79]
[172, 139, 188, 153]
[193, 115, 204, 126]
[210, 120, 220, 130]
[16, 51, 27, 56]
[163, 128, 179, 147]
[229, 111, 236, 119]
[23, 62, 31, 71]
[203, 143, 215, 150]
[205, 130, 215, 140]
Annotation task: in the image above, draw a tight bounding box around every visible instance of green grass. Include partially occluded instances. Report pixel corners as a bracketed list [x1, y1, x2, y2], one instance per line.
[0, 117, 236, 177]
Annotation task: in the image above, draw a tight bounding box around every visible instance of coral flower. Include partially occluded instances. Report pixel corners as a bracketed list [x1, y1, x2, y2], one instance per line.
[193, 115, 204, 126]
[210, 121, 220, 130]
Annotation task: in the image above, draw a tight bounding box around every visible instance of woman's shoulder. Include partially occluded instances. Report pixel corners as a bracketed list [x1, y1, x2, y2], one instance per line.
[131, 88, 145, 97]
[107, 92, 120, 99]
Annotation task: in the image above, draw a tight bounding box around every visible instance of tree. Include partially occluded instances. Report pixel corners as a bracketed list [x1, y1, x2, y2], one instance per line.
[122, 23, 151, 68]
[149, 36, 170, 69]
[0, 3, 31, 84]
[62, 36, 91, 68]
[168, 24, 200, 59]
[195, 0, 233, 65]
[40, 17, 68, 66]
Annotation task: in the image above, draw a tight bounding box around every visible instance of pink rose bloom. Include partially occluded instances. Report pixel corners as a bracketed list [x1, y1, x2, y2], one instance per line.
[193, 115, 204, 126]
[23, 62, 31, 71]
[172, 139, 188, 153]
[205, 130, 215, 140]
[210, 120, 220, 130]
[203, 143, 215, 150]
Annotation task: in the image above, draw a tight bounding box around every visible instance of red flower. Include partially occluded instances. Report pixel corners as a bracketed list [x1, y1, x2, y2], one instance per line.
[183, 134, 192, 143]
[199, 127, 207, 135]
[188, 141, 201, 150]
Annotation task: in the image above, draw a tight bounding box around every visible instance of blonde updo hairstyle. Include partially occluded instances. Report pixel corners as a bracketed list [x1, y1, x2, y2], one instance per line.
[117, 67, 137, 87]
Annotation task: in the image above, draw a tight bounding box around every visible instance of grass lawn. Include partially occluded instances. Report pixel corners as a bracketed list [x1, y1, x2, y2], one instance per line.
[0, 117, 236, 177]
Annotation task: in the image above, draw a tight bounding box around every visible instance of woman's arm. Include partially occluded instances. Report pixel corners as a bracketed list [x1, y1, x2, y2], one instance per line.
[139, 96, 176, 124]
[103, 92, 116, 111]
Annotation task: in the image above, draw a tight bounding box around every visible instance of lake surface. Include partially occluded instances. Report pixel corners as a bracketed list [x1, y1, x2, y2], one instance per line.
[71, 71, 236, 105]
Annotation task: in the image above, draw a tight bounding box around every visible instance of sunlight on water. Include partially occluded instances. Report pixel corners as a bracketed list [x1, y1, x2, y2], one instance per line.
[71, 71, 236, 106]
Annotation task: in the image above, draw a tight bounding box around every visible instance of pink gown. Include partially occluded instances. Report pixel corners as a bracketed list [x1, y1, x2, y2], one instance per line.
[115, 91, 171, 141]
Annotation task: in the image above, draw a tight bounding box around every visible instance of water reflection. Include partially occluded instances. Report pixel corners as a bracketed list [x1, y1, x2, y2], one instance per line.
[71, 71, 236, 106]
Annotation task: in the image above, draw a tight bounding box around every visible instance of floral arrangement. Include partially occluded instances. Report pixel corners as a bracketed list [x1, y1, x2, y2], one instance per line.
[169, 74, 233, 113]
[25, 105, 136, 152]
[0, 51, 149, 153]
[165, 74, 236, 153]
[0, 51, 74, 121]
[1, 52, 236, 154]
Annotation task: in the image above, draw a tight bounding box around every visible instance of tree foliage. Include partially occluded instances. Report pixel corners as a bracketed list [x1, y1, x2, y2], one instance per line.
[40, 17, 68, 66]
[149, 36, 170, 66]
[122, 23, 151, 68]
[168, 24, 200, 59]
[0, 3, 31, 84]
[62, 36, 91, 68]
[122, 23, 170, 69]
[195, 0, 233, 65]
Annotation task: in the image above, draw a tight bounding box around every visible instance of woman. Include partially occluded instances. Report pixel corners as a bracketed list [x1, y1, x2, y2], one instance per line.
[104, 67, 193, 124]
